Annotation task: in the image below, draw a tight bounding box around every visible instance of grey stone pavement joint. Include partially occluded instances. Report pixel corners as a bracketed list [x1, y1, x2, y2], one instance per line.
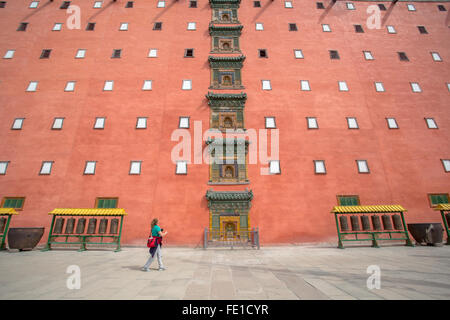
[0, 244, 449, 300]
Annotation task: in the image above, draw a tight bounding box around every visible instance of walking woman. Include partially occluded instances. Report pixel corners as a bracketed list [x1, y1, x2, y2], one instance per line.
[142, 218, 168, 271]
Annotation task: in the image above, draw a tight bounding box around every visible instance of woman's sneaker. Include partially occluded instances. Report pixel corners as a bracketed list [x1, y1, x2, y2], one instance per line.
[142, 267, 150, 272]
[158, 267, 166, 271]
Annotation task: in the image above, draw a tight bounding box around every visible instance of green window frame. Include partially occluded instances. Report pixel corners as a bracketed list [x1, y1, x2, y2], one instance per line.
[428, 194, 449, 207]
[96, 198, 118, 208]
[2, 197, 25, 210]
[337, 195, 360, 206]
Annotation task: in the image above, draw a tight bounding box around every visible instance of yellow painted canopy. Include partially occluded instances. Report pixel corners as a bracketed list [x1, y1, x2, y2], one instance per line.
[49, 208, 127, 216]
[332, 205, 406, 213]
[435, 204, 450, 211]
[0, 208, 19, 215]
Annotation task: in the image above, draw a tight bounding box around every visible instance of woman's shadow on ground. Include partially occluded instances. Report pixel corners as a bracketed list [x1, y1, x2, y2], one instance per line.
[122, 265, 161, 271]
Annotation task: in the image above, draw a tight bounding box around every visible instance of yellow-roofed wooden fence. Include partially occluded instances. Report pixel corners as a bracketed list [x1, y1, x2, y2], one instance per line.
[434, 204, 450, 245]
[0, 208, 18, 250]
[43, 208, 127, 252]
[331, 205, 414, 249]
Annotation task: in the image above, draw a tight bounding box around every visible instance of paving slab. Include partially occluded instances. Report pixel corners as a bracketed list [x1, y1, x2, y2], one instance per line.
[273, 272, 330, 300]
[0, 244, 449, 300]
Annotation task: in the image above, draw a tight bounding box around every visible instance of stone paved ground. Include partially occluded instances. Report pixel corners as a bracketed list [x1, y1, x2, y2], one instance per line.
[0, 244, 449, 300]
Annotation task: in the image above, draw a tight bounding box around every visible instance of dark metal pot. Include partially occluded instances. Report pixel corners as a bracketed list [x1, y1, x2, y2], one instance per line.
[407, 223, 444, 246]
[7, 227, 45, 251]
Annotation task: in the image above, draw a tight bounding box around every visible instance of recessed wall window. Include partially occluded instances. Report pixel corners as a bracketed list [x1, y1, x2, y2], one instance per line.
[337, 195, 360, 206]
[153, 22, 162, 30]
[289, 23, 298, 31]
[17, 22, 28, 31]
[136, 117, 147, 129]
[431, 52, 442, 62]
[441, 159, 450, 172]
[126, 1, 133, 8]
[12, 118, 24, 130]
[258, 49, 267, 58]
[438, 5, 447, 11]
[40, 49, 51, 59]
[269, 160, 281, 175]
[176, 161, 187, 174]
[347, 117, 358, 129]
[356, 160, 370, 173]
[187, 22, 196, 30]
[0, 1, 5, 8]
[60, 1, 70, 9]
[316, 2, 325, 9]
[253, 1, 261, 7]
[184, 48, 194, 58]
[428, 194, 449, 207]
[96, 198, 118, 208]
[64, 81, 76, 92]
[418, 26, 428, 34]
[386, 118, 398, 129]
[93, 1, 102, 8]
[262, 80, 271, 90]
[86, 23, 96, 31]
[182, 80, 192, 90]
[119, 23, 128, 31]
[329, 50, 340, 59]
[410, 82, 422, 93]
[112, 49, 122, 58]
[378, 3, 386, 10]
[425, 118, 438, 129]
[142, 80, 152, 90]
[285, 1, 293, 8]
[52, 117, 64, 130]
[387, 25, 396, 34]
[265, 117, 276, 129]
[346, 2, 355, 10]
[94, 117, 105, 129]
[354, 25, 364, 33]
[148, 49, 158, 58]
[255, 23, 264, 31]
[129, 161, 142, 175]
[322, 24, 331, 32]
[3, 50, 15, 59]
[29, 1, 39, 8]
[189, 1, 197, 8]
[0, 161, 9, 175]
[447, 83, 450, 92]
[300, 80, 311, 91]
[39, 161, 53, 175]
[294, 49, 304, 59]
[179, 117, 190, 129]
[398, 52, 409, 61]
[26, 81, 38, 92]
[103, 81, 114, 91]
[1, 197, 25, 210]
[157, 1, 165, 8]
[84, 161, 97, 175]
[307, 117, 318, 129]
[53, 23, 62, 31]
[75, 49, 86, 58]
[374, 82, 385, 92]
[407, 4, 416, 11]
[314, 160, 326, 174]
[338, 81, 349, 91]
[363, 51, 374, 60]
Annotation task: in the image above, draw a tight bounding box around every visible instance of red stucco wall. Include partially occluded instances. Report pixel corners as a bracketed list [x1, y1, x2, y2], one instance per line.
[0, 0, 449, 247]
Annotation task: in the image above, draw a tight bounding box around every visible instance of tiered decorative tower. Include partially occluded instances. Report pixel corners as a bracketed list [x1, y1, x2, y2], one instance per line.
[205, 0, 253, 239]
